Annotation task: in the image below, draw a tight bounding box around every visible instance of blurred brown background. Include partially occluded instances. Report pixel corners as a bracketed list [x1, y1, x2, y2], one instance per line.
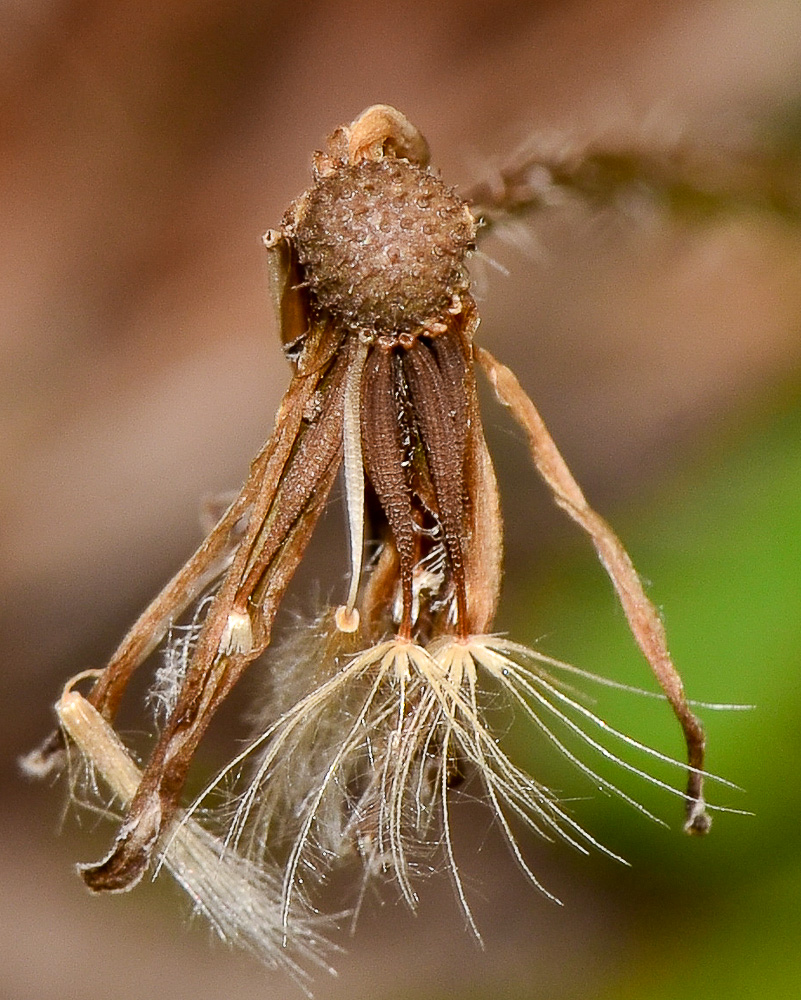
[3, 2, 800, 998]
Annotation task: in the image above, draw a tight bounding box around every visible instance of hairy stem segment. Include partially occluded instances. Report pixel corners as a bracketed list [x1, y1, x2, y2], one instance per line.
[465, 135, 801, 234]
[476, 345, 710, 834]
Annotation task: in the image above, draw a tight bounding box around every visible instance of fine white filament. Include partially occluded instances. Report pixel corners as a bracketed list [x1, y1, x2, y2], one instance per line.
[336, 337, 370, 632]
[56, 681, 333, 986]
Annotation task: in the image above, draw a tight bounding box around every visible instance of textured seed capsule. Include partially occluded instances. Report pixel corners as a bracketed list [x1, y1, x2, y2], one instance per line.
[289, 157, 476, 334]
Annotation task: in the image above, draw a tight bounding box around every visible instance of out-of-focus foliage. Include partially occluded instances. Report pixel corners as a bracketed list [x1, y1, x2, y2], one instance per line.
[498, 382, 801, 1000]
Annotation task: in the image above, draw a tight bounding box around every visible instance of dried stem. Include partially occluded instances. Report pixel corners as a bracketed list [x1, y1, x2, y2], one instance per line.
[466, 135, 801, 233]
[476, 345, 710, 833]
[56, 677, 332, 979]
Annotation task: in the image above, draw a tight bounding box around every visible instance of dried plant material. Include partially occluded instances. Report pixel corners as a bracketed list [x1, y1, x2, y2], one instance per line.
[24, 104, 742, 975]
[56, 675, 333, 984]
[475, 346, 710, 833]
[191, 626, 736, 942]
[464, 124, 801, 233]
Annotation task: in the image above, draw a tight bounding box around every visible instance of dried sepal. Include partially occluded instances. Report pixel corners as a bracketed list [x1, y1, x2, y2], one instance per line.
[78, 323, 352, 892]
[476, 345, 710, 833]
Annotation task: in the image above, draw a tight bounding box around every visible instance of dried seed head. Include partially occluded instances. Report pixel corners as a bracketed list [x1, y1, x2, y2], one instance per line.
[289, 158, 476, 334]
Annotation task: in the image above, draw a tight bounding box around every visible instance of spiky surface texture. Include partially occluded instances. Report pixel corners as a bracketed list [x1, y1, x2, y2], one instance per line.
[290, 158, 475, 333]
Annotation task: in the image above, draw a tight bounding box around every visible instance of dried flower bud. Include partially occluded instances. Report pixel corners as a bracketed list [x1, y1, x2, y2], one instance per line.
[288, 157, 476, 334]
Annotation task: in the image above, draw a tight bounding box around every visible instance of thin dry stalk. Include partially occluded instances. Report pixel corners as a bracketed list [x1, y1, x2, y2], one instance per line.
[476, 346, 709, 833]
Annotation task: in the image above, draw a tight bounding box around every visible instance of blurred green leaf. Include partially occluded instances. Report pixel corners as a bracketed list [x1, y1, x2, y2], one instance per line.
[501, 387, 801, 999]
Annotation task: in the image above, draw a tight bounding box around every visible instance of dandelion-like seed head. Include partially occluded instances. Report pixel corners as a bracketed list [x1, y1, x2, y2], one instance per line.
[25, 103, 740, 983]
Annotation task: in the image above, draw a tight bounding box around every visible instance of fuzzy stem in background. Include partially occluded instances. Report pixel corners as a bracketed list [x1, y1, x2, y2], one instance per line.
[466, 135, 801, 234]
